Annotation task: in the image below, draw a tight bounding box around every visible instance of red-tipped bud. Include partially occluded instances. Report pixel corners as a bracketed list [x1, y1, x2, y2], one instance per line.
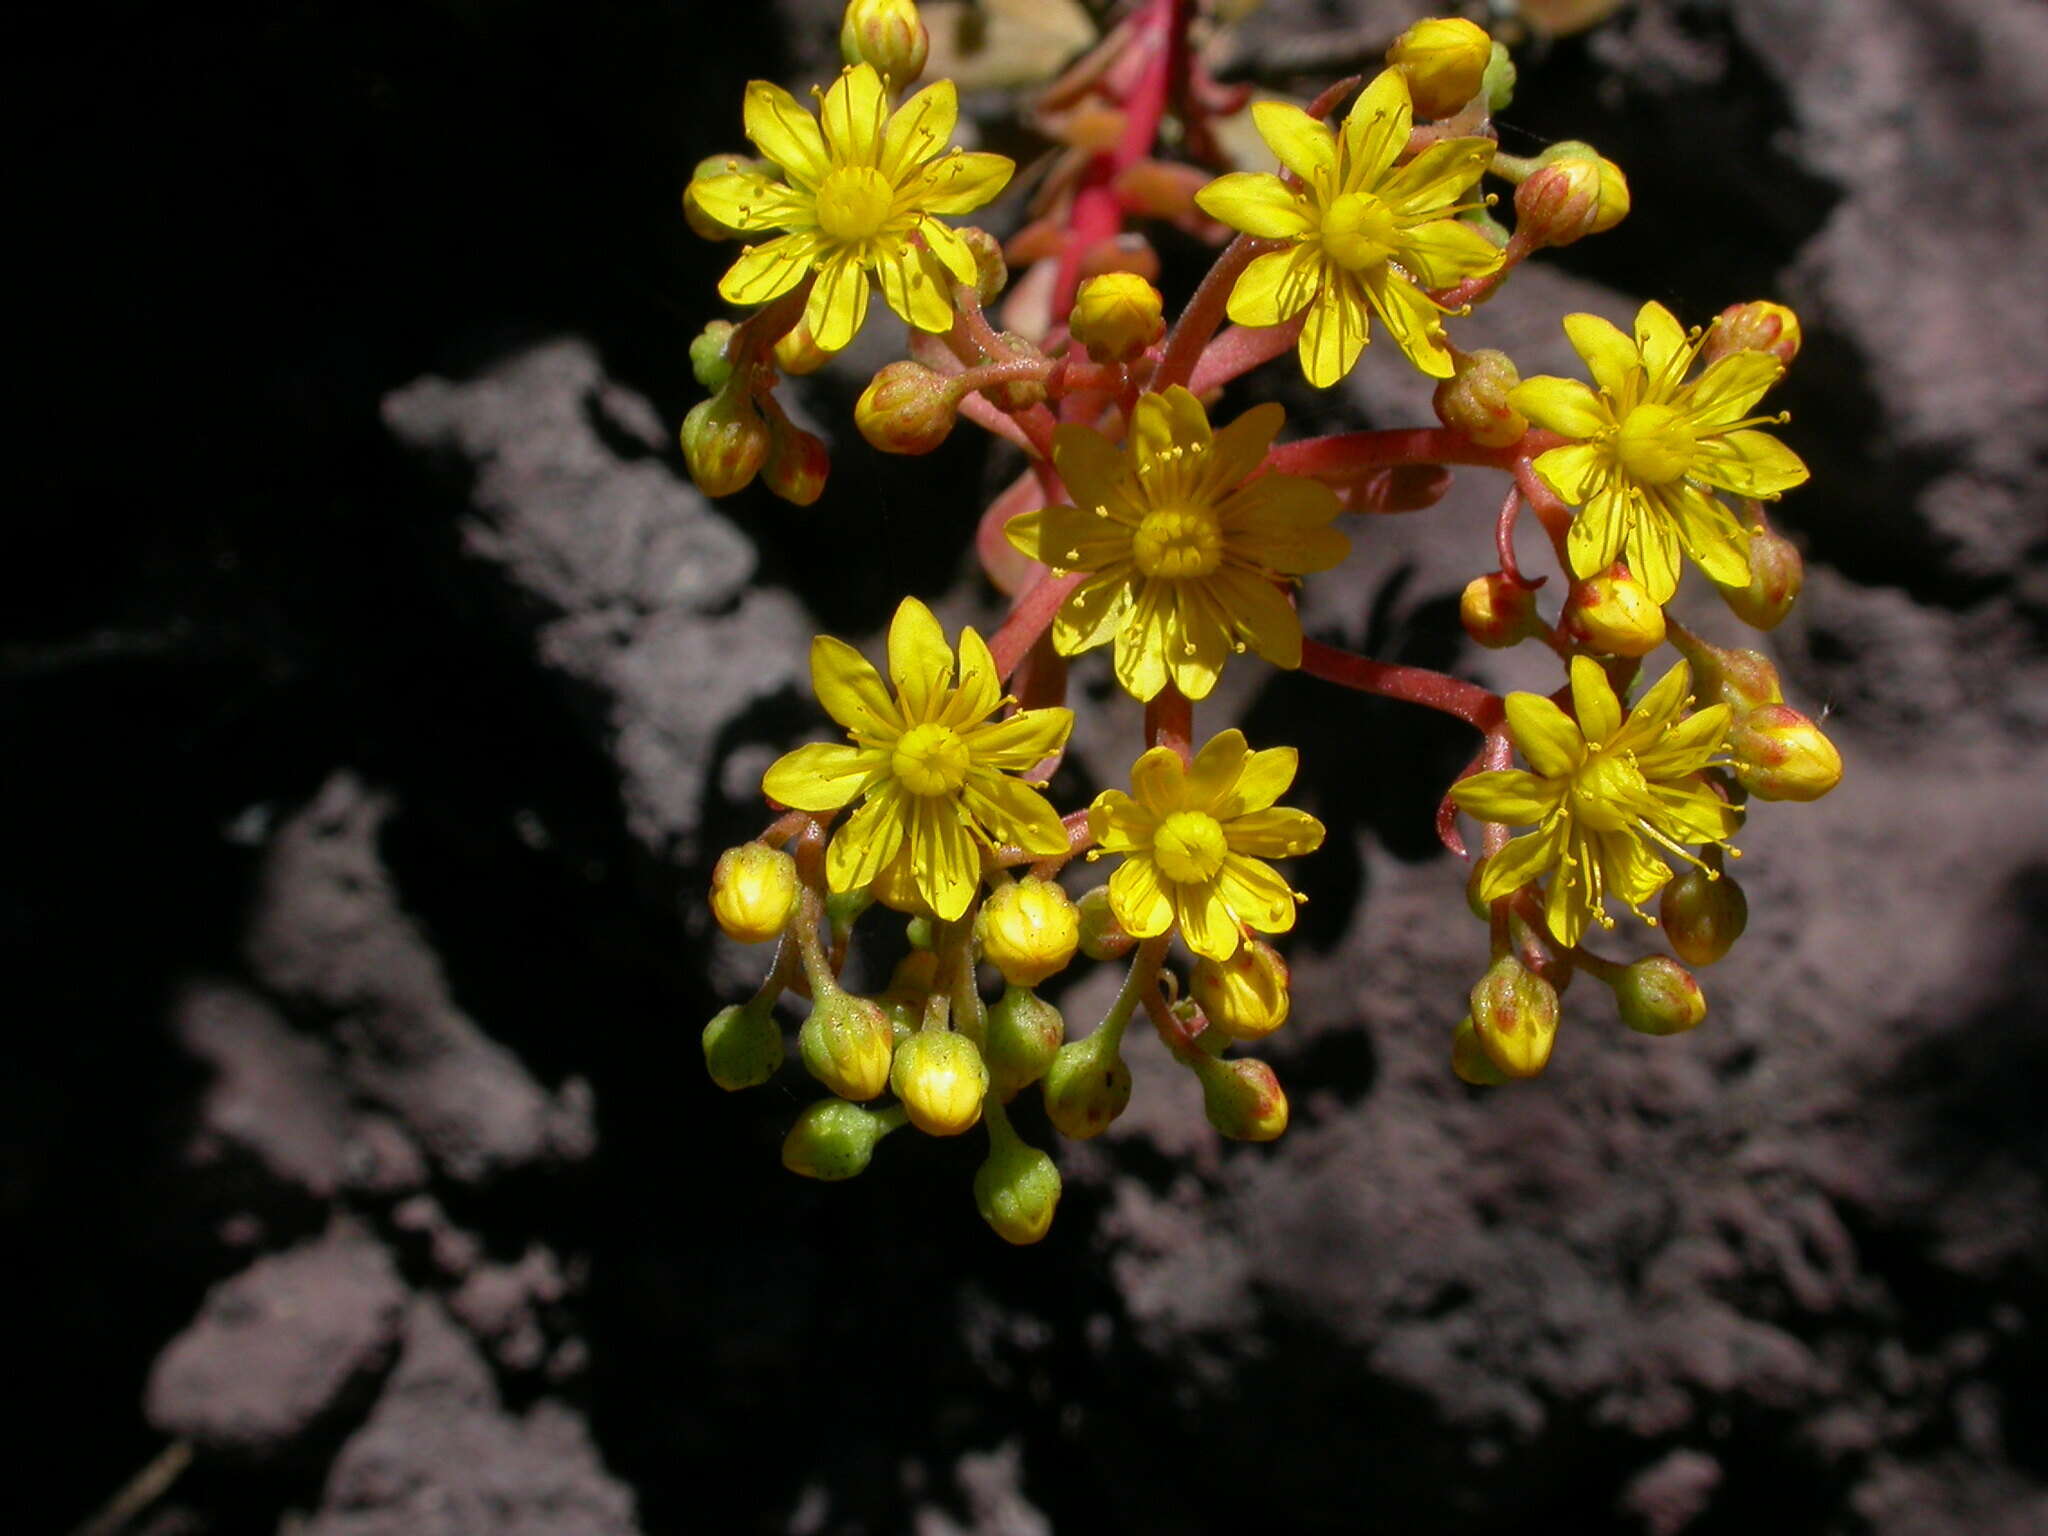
[1188, 1054, 1289, 1141]
[709, 841, 799, 943]
[781, 1099, 892, 1180]
[890, 1031, 989, 1136]
[978, 877, 1080, 988]
[1041, 1028, 1131, 1140]
[702, 1001, 784, 1091]
[1611, 955, 1707, 1036]
[838, 0, 928, 87]
[1451, 1015, 1511, 1085]
[1076, 885, 1134, 961]
[763, 416, 830, 507]
[1658, 865, 1748, 967]
[1069, 273, 1165, 365]
[1433, 348, 1528, 447]
[982, 986, 1065, 1101]
[1460, 572, 1542, 649]
[855, 361, 960, 455]
[1730, 703, 1843, 801]
[1703, 301, 1802, 367]
[1713, 525, 1803, 631]
[681, 390, 771, 498]
[1191, 939, 1291, 1042]
[1563, 566, 1667, 657]
[798, 992, 894, 1101]
[1388, 17, 1494, 119]
[1470, 953, 1561, 1078]
[1516, 144, 1628, 248]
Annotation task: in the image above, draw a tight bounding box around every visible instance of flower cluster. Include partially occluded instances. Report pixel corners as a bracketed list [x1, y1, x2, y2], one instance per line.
[685, 2, 1842, 1241]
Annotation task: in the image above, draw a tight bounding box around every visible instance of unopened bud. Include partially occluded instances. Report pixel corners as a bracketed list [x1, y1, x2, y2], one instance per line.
[974, 1134, 1061, 1244]
[1541, 142, 1630, 233]
[1611, 955, 1706, 1036]
[702, 1001, 784, 1091]
[982, 985, 1065, 1100]
[709, 841, 799, 943]
[773, 319, 831, 377]
[763, 416, 830, 507]
[978, 877, 1080, 987]
[1041, 1028, 1132, 1140]
[1670, 631, 1783, 717]
[1658, 865, 1748, 967]
[1387, 17, 1493, 119]
[1482, 40, 1517, 113]
[1730, 703, 1842, 801]
[1070, 273, 1165, 365]
[1433, 348, 1528, 447]
[1470, 953, 1561, 1078]
[690, 320, 737, 392]
[838, 0, 928, 87]
[1563, 566, 1667, 657]
[986, 332, 1049, 413]
[798, 991, 894, 1101]
[957, 226, 1008, 304]
[1188, 1055, 1290, 1141]
[1460, 572, 1541, 650]
[781, 1099, 892, 1180]
[1076, 885, 1135, 961]
[855, 361, 960, 455]
[684, 155, 756, 241]
[1516, 144, 1628, 248]
[1703, 300, 1802, 367]
[1191, 939, 1291, 1041]
[878, 950, 939, 1043]
[1713, 524, 1803, 631]
[1451, 1015, 1510, 1085]
[681, 390, 771, 497]
[891, 1030, 989, 1136]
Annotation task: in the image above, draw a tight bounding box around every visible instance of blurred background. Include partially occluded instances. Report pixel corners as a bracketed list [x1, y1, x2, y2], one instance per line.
[9, 1, 2046, 1531]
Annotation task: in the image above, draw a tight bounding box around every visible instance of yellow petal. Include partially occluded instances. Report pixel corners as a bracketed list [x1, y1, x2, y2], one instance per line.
[1226, 245, 1323, 329]
[1360, 265, 1451, 378]
[1297, 271, 1370, 387]
[1623, 499, 1685, 601]
[1203, 402, 1287, 495]
[1109, 854, 1174, 937]
[1209, 565, 1303, 670]
[1448, 769, 1559, 826]
[887, 597, 952, 723]
[804, 251, 871, 351]
[1570, 655, 1623, 744]
[1648, 781, 1742, 845]
[1175, 879, 1241, 961]
[719, 232, 819, 306]
[1377, 136, 1492, 213]
[820, 64, 888, 167]
[880, 78, 957, 182]
[1504, 692, 1584, 777]
[1215, 747, 1300, 821]
[962, 771, 1068, 855]
[810, 634, 900, 739]
[1130, 387, 1212, 492]
[1634, 301, 1689, 385]
[1016, 503, 1133, 572]
[1681, 350, 1781, 426]
[903, 150, 1014, 215]
[689, 168, 810, 233]
[1515, 377, 1610, 442]
[763, 741, 883, 811]
[917, 217, 980, 286]
[1543, 849, 1589, 949]
[1528, 441, 1608, 504]
[1634, 706, 1728, 780]
[1128, 743, 1187, 815]
[1615, 659, 1694, 748]
[1113, 583, 1172, 701]
[744, 79, 830, 187]
[1251, 100, 1338, 190]
[1194, 172, 1314, 238]
[1182, 730, 1249, 812]
[1689, 430, 1809, 499]
[1088, 788, 1156, 853]
[911, 794, 980, 921]
[1217, 854, 1299, 935]
[1660, 484, 1751, 587]
[1566, 487, 1629, 579]
[1051, 424, 1143, 518]
[1597, 829, 1670, 910]
[873, 239, 954, 333]
[943, 626, 1003, 729]
[1388, 215, 1502, 289]
[1476, 825, 1562, 905]
[825, 782, 909, 890]
[1222, 806, 1322, 859]
[1169, 588, 1234, 700]
[1049, 571, 1131, 655]
[966, 707, 1074, 771]
[1561, 312, 1639, 398]
[1340, 68, 1413, 186]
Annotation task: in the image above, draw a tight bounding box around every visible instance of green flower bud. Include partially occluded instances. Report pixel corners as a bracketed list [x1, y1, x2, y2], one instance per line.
[891, 1031, 989, 1136]
[781, 1099, 892, 1180]
[798, 992, 893, 1101]
[1713, 525, 1804, 632]
[983, 985, 1065, 1101]
[1470, 953, 1561, 1078]
[1658, 866, 1748, 967]
[979, 877, 1080, 987]
[690, 320, 737, 392]
[1451, 1015, 1510, 1086]
[1075, 884, 1134, 961]
[1730, 703, 1843, 802]
[708, 841, 798, 944]
[1483, 40, 1517, 113]
[974, 1134, 1061, 1244]
[1041, 1027, 1132, 1140]
[702, 1001, 783, 1091]
[1188, 1054, 1289, 1142]
[1612, 955, 1707, 1036]
[681, 390, 770, 498]
[1191, 939, 1291, 1041]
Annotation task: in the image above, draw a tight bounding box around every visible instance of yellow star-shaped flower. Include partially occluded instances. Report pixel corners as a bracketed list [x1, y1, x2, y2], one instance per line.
[688, 65, 1013, 352]
[1192, 68, 1501, 385]
[1511, 300, 1810, 603]
[1088, 730, 1324, 963]
[763, 599, 1072, 922]
[1003, 386, 1348, 702]
[1450, 656, 1743, 948]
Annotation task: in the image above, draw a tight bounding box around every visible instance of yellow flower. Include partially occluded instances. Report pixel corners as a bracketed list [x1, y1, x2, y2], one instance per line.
[1088, 730, 1324, 962]
[1511, 300, 1810, 603]
[1449, 656, 1742, 948]
[762, 598, 1072, 922]
[1192, 68, 1500, 385]
[1003, 386, 1348, 702]
[689, 65, 1014, 353]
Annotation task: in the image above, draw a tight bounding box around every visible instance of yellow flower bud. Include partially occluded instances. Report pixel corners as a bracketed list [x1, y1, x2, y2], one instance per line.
[1713, 524, 1803, 631]
[1450, 1015, 1511, 1085]
[839, 0, 928, 88]
[1041, 1028, 1131, 1140]
[1658, 866, 1748, 967]
[1069, 273, 1165, 365]
[982, 985, 1065, 1100]
[1189, 1054, 1290, 1141]
[1704, 301, 1802, 367]
[855, 361, 960, 456]
[1191, 939, 1291, 1042]
[772, 318, 831, 377]
[1469, 954, 1560, 1078]
[1517, 144, 1629, 248]
[1387, 17, 1494, 119]
[709, 842, 799, 943]
[680, 390, 771, 498]
[1433, 348, 1528, 448]
[974, 1134, 1061, 1244]
[798, 992, 894, 1101]
[763, 416, 831, 508]
[1563, 566, 1667, 657]
[1730, 703, 1843, 802]
[890, 1031, 989, 1136]
[1460, 572, 1541, 650]
[702, 1001, 784, 1091]
[781, 1099, 893, 1180]
[1611, 956, 1707, 1036]
[978, 877, 1080, 987]
[1076, 884, 1135, 961]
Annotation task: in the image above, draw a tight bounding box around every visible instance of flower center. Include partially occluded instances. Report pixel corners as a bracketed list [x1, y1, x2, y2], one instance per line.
[815, 165, 895, 242]
[1569, 751, 1649, 833]
[1153, 811, 1228, 884]
[1319, 191, 1400, 272]
[1131, 505, 1223, 580]
[1614, 403, 1697, 485]
[892, 722, 971, 797]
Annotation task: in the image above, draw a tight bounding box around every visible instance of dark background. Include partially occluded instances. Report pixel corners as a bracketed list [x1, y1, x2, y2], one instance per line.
[11, 1, 2047, 1532]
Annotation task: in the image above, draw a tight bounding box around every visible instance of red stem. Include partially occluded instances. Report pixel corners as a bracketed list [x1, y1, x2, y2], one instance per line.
[1153, 234, 1267, 392]
[1187, 315, 1305, 395]
[1299, 638, 1504, 732]
[1265, 427, 1524, 478]
[1145, 684, 1194, 762]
